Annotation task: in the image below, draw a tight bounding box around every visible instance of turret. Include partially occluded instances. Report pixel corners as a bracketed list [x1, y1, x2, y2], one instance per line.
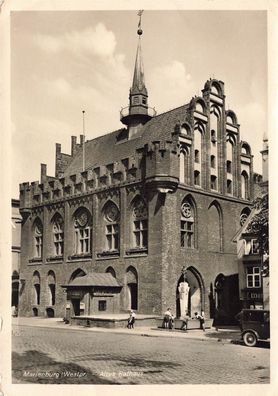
[120, 11, 156, 137]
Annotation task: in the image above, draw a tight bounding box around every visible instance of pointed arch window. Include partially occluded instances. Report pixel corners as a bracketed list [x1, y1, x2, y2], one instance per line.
[73, 208, 92, 255]
[33, 219, 43, 259]
[32, 271, 41, 305]
[47, 271, 56, 306]
[103, 201, 120, 252]
[132, 197, 148, 249]
[241, 171, 249, 200]
[181, 200, 195, 248]
[52, 214, 64, 256]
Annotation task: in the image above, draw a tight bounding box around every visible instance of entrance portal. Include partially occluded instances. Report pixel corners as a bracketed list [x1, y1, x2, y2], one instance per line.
[128, 283, 138, 310]
[176, 267, 204, 318]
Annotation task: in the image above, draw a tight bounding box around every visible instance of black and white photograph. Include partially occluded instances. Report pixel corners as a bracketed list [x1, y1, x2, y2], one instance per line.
[1, 1, 277, 394]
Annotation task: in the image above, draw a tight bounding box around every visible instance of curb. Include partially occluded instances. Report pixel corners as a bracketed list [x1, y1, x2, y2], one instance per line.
[13, 321, 237, 344]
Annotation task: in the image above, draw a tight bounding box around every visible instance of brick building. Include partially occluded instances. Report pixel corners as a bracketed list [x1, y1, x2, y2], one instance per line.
[234, 137, 268, 310]
[18, 23, 255, 324]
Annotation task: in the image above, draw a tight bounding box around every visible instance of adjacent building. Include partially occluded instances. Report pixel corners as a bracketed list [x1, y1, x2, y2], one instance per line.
[12, 199, 21, 308]
[18, 21, 255, 324]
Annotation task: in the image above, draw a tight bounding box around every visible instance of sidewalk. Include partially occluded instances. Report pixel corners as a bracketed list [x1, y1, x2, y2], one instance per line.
[12, 317, 241, 344]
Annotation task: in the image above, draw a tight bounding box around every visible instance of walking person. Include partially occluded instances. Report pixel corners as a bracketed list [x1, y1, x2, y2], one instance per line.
[127, 310, 136, 329]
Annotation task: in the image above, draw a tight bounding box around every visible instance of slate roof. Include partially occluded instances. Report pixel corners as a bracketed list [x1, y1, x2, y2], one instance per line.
[62, 272, 122, 288]
[64, 104, 189, 176]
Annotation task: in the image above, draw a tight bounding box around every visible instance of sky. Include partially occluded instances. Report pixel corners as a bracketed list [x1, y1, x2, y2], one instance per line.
[11, 10, 267, 198]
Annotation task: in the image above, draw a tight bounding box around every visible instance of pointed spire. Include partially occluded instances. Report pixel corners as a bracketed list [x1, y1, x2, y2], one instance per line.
[131, 37, 146, 93]
[131, 11, 147, 96]
[120, 10, 156, 129]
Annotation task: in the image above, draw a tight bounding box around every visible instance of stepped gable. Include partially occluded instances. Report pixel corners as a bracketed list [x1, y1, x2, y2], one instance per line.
[63, 103, 189, 176]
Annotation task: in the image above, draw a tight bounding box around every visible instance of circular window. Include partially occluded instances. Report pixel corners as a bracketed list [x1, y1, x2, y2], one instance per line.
[181, 202, 192, 218]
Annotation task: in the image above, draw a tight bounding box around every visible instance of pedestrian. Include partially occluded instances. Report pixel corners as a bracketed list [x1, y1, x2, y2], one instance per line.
[180, 311, 190, 331]
[127, 310, 136, 329]
[163, 308, 174, 329]
[194, 311, 205, 331]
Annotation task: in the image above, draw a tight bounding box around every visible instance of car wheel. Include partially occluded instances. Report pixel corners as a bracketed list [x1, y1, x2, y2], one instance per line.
[243, 331, 257, 347]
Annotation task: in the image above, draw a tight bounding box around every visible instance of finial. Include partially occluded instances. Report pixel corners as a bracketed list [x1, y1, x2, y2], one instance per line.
[137, 10, 144, 35]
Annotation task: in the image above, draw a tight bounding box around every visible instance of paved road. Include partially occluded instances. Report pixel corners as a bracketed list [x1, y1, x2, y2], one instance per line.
[12, 325, 270, 384]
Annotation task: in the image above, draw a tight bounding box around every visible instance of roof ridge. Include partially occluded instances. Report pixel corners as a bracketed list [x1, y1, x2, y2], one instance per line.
[152, 103, 189, 119]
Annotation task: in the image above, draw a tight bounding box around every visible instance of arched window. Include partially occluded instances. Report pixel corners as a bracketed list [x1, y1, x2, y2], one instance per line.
[226, 160, 232, 174]
[106, 266, 116, 278]
[241, 143, 251, 156]
[240, 207, 251, 226]
[47, 271, 56, 306]
[52, 213, 64, 256]
[210, 175, 217, 191]
[194, 170, 200, 186]
[73, 207, 92, 255]
[208, 202, 223, 252]
[179, 146, 190, 185]
[194, 149, 200, 163]
[103, 201, 120, 252]
[181, 199, 195, 248]
[33, 218, 43, 258]
[32, 271, 41, 305]
[195, 101, 204, 113]
[194, 126, 202, 183]
[211, 155, 216, 168]
[69, 268, 86, 283]
[227, 179, 232, 194]
[179, 151, 185, 183]
[241, 171, 249, 200]
[131, 197, 148, 249]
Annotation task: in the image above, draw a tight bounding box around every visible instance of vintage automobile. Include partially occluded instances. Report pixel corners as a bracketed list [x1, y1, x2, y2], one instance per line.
[238, 309, 270, 347]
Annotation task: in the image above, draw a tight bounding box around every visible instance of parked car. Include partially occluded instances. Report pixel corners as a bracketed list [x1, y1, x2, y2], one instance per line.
[237, 309, 270, 347]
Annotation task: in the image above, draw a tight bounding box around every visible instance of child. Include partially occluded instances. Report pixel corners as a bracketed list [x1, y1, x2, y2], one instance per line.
[194, 311, 205, 331]
[127, 310, 136, 329]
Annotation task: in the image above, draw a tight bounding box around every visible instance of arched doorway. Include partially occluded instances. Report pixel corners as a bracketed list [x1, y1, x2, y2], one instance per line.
[126, 267, 138, 310]
[214, 273, 240, 325]
[176, 267, 204, 318]
[69, 268, 86, 316]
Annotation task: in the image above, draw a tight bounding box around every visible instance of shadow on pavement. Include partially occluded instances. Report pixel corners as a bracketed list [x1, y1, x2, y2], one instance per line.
[230, 340, 270, 349]
[12, 350, 115, 384]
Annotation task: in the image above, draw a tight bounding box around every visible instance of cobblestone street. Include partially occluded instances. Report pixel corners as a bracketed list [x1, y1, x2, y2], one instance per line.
[12, 324, 270, 384]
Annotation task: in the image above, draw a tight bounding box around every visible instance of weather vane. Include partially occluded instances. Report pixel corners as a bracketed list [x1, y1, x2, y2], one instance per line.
[137, 10, 144, 35]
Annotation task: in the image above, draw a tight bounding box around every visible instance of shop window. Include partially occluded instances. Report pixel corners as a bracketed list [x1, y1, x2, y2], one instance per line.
[247, 267, 261, 288]
[98, 300, 107, 311]
[181, 201, 195, 248]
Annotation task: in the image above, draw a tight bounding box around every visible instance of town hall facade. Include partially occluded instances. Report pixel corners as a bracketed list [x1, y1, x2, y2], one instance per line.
[18, 21, 254, 324]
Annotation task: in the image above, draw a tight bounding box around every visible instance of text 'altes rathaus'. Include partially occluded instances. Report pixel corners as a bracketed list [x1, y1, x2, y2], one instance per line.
[18, 15, 255, 326]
